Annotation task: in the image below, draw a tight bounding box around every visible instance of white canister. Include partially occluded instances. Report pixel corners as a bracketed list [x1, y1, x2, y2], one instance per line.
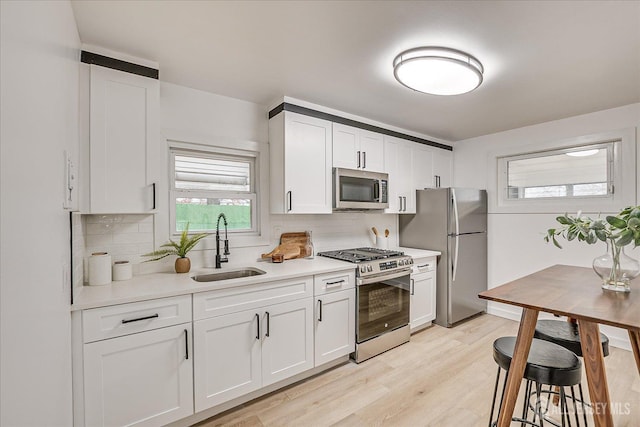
[375, 236, 389, 249]
[88, 252, 112, 286]
[112, 260, 133, 281]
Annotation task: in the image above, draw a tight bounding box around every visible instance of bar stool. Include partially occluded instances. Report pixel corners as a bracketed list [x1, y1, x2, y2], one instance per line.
[534, 319, 610, 358]
[533, 319, 610, 425]
[489, 336, 584, 427]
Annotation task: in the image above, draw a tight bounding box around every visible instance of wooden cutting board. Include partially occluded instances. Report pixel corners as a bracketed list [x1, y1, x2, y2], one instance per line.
[261, 232, 310, 260]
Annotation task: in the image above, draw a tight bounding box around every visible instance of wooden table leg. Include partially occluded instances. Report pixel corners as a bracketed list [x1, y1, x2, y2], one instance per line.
[629, 329, 640, 375]
[578, 320, 613, 427]
[496, 308, 539, 427]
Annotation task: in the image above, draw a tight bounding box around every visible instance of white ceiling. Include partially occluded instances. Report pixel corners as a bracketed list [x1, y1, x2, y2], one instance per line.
[70, 0, 640, 142]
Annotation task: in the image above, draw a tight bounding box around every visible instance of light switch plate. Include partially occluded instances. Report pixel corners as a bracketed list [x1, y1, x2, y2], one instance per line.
[63, 150, 77, 210]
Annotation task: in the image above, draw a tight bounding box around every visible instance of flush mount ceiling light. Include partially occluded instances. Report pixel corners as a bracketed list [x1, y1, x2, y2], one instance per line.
[393, 46, 484, 96]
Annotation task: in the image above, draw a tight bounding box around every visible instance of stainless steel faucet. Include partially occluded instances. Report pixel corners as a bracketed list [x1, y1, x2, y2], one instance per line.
[215, 213, 230, 268]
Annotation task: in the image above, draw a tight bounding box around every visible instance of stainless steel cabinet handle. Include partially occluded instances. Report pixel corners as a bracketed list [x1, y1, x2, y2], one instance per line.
[363, 151, 366, 169]
[399, 196, 403, 212]
[184, 329, 189, 360]
[417, 264, 430, 269]
[287, 191, 292, 212]
[318, 300, 323, 322]
[410, 278, 415, 295]
[121, 313, 159, 324]
[357, 151, 361, 168]
[265, 311, 270, 337]
[255, 313, 260, 340]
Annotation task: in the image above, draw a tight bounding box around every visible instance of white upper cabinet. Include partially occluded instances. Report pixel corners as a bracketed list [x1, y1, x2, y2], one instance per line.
[83, 65, 159, 213]
[332, 123, 384, 172]
[412, 143, 435, 191]
[433, 149, 453, 188]
[384, 136, 416, 214]
[269, 111, 333, 214]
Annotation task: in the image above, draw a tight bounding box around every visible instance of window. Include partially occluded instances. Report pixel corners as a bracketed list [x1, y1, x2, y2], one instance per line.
[170, 148, 257, 234]
[499, 142, 614, 201]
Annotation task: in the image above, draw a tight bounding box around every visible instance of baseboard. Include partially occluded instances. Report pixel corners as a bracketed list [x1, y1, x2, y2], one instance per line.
[487, 302, 631, 351]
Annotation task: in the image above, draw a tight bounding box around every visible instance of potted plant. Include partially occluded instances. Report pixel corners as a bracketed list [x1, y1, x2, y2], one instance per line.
[143, 223, 208, 273]
[545, 206, 640, 292]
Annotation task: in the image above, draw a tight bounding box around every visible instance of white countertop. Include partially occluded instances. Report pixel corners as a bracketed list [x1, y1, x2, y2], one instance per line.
[72, 246, 441, 311]
[72, 256, 355, 311]
[396, 247, 441, 259]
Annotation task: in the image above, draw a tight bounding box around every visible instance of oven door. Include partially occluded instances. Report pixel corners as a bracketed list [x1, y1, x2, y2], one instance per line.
[356, 269, 411, 343]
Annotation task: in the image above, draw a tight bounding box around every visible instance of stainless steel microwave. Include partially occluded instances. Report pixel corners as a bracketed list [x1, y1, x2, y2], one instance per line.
[333, 168, 389, 210]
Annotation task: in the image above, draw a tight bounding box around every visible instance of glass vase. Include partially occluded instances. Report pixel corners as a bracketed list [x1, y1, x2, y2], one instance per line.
[592, 241, 639, 292]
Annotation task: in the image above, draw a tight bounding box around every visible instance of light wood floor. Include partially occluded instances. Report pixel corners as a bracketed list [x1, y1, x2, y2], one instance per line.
[196, 314, 639, 427]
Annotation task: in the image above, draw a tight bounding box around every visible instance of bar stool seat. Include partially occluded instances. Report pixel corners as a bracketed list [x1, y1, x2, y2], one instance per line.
[534, 319, 609, 357]
[489, 337, 584, 427]
[493, 337, 583, 386]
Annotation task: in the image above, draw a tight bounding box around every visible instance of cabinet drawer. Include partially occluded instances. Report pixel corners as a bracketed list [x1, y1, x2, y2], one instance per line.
[412, 257, 436, 273]
[193, 276, 313, 320]
[314, 270, 355, 296]
[83, 295, 192, 343]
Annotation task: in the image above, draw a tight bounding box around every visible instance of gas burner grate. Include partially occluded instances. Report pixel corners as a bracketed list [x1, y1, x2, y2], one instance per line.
[318, 247, 405, 263]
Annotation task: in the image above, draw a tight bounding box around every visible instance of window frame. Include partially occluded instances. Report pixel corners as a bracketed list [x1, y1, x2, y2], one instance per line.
[161, 134, 270, 251]
[489, 128, 636, 214]
[500, 141, 614, 201]
[169, 148, 258, 235]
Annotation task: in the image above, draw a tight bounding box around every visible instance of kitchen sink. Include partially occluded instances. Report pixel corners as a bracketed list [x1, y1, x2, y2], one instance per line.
[191, 267, 266, 282]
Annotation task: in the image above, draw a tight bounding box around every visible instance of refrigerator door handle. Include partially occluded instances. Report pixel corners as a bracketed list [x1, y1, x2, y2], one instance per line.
[452, 235, 459, 282]
[451, 188, 460, 237]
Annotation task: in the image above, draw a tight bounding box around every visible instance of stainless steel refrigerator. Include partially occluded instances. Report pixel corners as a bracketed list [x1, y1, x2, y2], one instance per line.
[399, 188, 487, 327]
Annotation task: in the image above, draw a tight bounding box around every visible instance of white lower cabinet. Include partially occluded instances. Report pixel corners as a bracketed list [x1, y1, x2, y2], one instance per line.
[193, 277, 314, 412]
[193, 281, 314, 412]
[410, 258, 437, 331]
[314, 289, 355, 365]
[83, 323, 194, 427]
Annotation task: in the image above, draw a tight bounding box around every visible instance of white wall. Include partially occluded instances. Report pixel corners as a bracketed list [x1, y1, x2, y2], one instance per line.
[0, 1, 79, 425]
[453, 103, 640, 349]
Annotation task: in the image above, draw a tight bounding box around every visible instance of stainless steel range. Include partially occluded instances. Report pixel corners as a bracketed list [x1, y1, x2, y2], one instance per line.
[318, 248, 412, 363]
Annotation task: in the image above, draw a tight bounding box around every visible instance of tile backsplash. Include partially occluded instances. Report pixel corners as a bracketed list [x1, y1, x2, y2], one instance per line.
[82, 214, 155, 282]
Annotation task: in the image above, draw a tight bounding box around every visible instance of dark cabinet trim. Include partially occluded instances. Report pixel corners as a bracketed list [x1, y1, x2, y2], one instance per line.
[269, 102, 453, 151]
[81, 51, 159, 80]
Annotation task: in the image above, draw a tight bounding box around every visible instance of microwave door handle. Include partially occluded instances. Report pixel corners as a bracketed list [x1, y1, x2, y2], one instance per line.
[373, 180, 380, 202]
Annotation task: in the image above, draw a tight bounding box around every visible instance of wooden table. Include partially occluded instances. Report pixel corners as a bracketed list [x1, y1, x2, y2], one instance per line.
[479, 265, 640, 427]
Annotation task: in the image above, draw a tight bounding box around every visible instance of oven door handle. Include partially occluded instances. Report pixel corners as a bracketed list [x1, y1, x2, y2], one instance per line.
[357, 268, 412, 286]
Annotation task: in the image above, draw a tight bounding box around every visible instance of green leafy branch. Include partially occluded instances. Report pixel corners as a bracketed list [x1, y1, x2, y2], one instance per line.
[142, 223, 208, 261]
[544, 206, 640, 249]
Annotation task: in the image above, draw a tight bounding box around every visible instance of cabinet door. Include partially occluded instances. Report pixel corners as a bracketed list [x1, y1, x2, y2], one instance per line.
[384, 136, 401, 213]
[261, 298, 314, 386]
[284, 112, 333, 213]
[433, 149, 453, 188]
[83, 324, 193, 427]
[410, 271, 436, 331]
[359, 129, 384, 172]
[385, 137, 415, 213]
[193, 310, 261, 411]
[314, 289, 355, 366]
[412, 144, 434, 191]
[88, 65, 159, 213]
[332, 123, 359, 169]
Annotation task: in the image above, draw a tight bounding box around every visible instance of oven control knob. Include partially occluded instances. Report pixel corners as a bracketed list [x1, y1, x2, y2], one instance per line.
[367, 265, 373, 272]
[409, 258, 413, 264]
[360, 266, 366, 274]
